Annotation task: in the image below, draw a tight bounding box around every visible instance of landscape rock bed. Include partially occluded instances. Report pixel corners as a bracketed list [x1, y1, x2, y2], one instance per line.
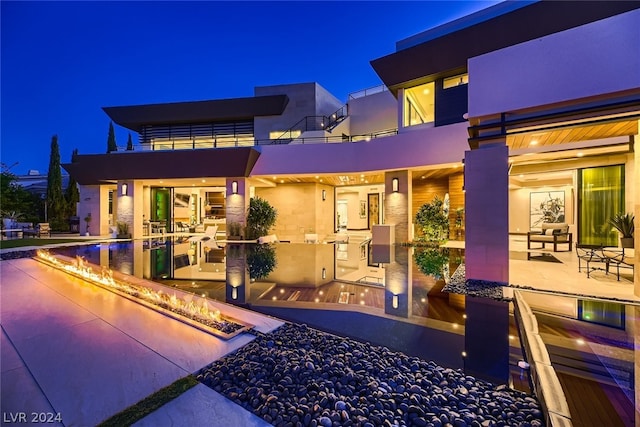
[198, 323, 543, 427]
[443, 265, 509, 302]
[0, 249, 37, 261]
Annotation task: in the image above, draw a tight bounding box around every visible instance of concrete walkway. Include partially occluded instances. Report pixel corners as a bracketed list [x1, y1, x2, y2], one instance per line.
[0, 258, 280, 426]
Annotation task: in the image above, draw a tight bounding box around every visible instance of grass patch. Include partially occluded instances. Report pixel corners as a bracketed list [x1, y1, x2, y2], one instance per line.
[0, 238, 95, 249]
[98, 375, 199, 427]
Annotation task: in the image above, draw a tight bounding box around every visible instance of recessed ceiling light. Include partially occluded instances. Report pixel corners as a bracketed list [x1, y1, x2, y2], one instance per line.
[577, 152, 584, 157]
[530, 140, 538, 146]
[280, 179, 284, 183]
[201, 179, 206, 183]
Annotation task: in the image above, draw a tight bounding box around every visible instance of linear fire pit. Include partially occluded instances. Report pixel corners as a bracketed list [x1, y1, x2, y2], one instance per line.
[35, 250, 253, 339]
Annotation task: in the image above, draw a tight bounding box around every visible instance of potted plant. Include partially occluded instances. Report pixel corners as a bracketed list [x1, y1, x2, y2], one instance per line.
[227, 221, 244, 240]
[116, 221, 131, 239]
[245, 196, 277, 240]
[608, 213, 635, 248]
[84, 213, 92, 236]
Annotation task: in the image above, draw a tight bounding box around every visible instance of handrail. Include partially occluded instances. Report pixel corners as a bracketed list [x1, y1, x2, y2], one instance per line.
[348, 84, 388, 100]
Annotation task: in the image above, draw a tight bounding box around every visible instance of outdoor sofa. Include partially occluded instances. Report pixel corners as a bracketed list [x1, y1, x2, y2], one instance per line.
[527, 222, 572, 252]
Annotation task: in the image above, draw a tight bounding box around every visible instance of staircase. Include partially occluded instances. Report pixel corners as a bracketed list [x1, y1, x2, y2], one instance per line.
[271, 105, 348, 144]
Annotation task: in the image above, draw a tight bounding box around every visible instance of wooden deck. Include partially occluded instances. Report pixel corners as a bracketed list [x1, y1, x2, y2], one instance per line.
[557, 372, 636, 427]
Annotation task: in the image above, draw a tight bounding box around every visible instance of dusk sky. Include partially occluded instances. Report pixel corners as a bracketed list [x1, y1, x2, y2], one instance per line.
[1, 1, 499, 175]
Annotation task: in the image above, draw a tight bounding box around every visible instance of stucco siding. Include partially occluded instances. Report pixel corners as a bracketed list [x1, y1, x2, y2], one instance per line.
[468, 9, 640, 118]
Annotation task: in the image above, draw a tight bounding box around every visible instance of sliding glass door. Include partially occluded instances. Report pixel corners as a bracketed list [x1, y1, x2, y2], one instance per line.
[577, 165, 624, 246]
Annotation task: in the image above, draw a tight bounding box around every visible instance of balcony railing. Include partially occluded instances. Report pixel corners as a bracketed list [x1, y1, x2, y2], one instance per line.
[114, 128, 399, 152]
[348, 84, 388, 100]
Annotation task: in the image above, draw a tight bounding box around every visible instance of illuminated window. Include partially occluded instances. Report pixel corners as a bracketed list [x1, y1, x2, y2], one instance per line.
[404, 82, 434, 127]
[269, 130, 301, 140]
[443, 73, 469, 89]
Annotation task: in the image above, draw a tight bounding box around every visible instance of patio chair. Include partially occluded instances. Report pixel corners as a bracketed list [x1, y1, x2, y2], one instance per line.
[602, 247, 635, 281]
[575, 244, 607, 278]
[37, 223, 51, 237]
[175, 221, 189, 232]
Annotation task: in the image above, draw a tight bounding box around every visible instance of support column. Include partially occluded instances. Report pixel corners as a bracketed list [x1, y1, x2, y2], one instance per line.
[463, 142, 509, 384]
[226, 178, 250, 239]
[633, 305, 640, 426]
[78, 184, 110, 236]
[464, 143, 509, 283]
[384, 170, 412, 244]
[634, 130, 639, 297]
[226, 244, 250, 305]
[116, 180, 135, 238]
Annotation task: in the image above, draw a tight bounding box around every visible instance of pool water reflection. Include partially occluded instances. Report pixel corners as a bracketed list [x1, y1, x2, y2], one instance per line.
[51, 238, 637, 423]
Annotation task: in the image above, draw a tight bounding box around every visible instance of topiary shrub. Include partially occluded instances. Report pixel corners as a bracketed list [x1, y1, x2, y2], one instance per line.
[246, 196, 277, 240]
[415, 196, 449, 242]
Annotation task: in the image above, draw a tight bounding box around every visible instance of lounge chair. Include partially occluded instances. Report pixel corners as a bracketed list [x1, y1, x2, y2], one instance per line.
[188, 225, 218, 242]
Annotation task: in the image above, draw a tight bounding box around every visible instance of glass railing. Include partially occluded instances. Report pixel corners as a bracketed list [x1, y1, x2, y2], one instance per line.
[113, 127, 400, 151]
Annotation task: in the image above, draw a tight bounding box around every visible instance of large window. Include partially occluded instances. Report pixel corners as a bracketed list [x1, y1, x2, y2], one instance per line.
[578, 165, 624, 246]
[403, 82, 434, 127]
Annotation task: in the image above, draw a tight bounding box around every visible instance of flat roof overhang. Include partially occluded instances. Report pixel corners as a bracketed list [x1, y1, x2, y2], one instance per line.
[370, 1, 640, 93]
[62, 147, 261, 185]
[103, 95, 289, 133]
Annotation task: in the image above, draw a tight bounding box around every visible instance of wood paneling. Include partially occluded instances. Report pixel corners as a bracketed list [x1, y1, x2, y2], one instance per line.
[507, 120, 637, 150]
[412, 178, 449, 222]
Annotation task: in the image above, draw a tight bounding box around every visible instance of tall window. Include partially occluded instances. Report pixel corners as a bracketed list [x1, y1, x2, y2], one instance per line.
[578, 165, 624, 246]
[403, 82, 434, 127]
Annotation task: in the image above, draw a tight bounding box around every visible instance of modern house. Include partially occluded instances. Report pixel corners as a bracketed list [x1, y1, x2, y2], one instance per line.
[63, 1, 640, 297]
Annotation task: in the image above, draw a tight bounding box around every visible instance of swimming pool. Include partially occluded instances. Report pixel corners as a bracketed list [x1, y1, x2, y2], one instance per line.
[50, 238, 637, 424]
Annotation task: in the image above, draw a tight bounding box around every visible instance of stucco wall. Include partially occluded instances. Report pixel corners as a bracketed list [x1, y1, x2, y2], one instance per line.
[253, 83, 342, 142]
[468, 9, 640, 118]
[348, 90, 397, 136]
[252, 121, 470, 176]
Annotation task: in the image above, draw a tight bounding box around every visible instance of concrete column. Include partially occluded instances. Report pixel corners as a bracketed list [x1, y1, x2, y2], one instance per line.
[464, 143, 509, 283]
[384, 245, 410, 318]
[632, 305, 640, 426]
[226, 244, 250, 305]
[384, 170, 412, 244]
[634, 130, 639, 297]
[463, 143, 509, 384]
[116, 180, 134, 237]
[226, 178, 250, 238]
[78, 184, 111, 236]
[397, 88, 405, 132]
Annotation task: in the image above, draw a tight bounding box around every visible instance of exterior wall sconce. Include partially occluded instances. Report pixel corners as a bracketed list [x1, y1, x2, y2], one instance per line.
[121, 183, 128, 196]
[322, 190, 326, 201]
[231, 181, 238, 194]
[231, 287, 238, 300]
[392, 178, 399, 193]
[322, 267, 326, 279]
[392, 294, 399, 309]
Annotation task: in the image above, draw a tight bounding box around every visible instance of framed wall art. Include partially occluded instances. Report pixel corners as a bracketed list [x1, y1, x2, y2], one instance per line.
[530, 191, 565, 229]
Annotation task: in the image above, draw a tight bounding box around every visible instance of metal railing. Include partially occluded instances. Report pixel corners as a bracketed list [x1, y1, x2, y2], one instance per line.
[348, 84, 388, 100]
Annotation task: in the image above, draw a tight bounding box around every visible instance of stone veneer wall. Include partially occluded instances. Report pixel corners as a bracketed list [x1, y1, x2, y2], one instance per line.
[385, 171, 412, 244]
[256, 183, 334, 243]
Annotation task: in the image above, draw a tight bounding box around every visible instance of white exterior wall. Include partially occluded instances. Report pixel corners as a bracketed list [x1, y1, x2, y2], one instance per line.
[348, 90, 397, 136]
[468, 9, 640, 117]
[253, 82, 342, 142]
[252, 121, 469, 176]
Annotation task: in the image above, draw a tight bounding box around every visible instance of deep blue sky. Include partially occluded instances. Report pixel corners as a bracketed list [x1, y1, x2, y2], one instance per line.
[1, 1, 498, 175]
